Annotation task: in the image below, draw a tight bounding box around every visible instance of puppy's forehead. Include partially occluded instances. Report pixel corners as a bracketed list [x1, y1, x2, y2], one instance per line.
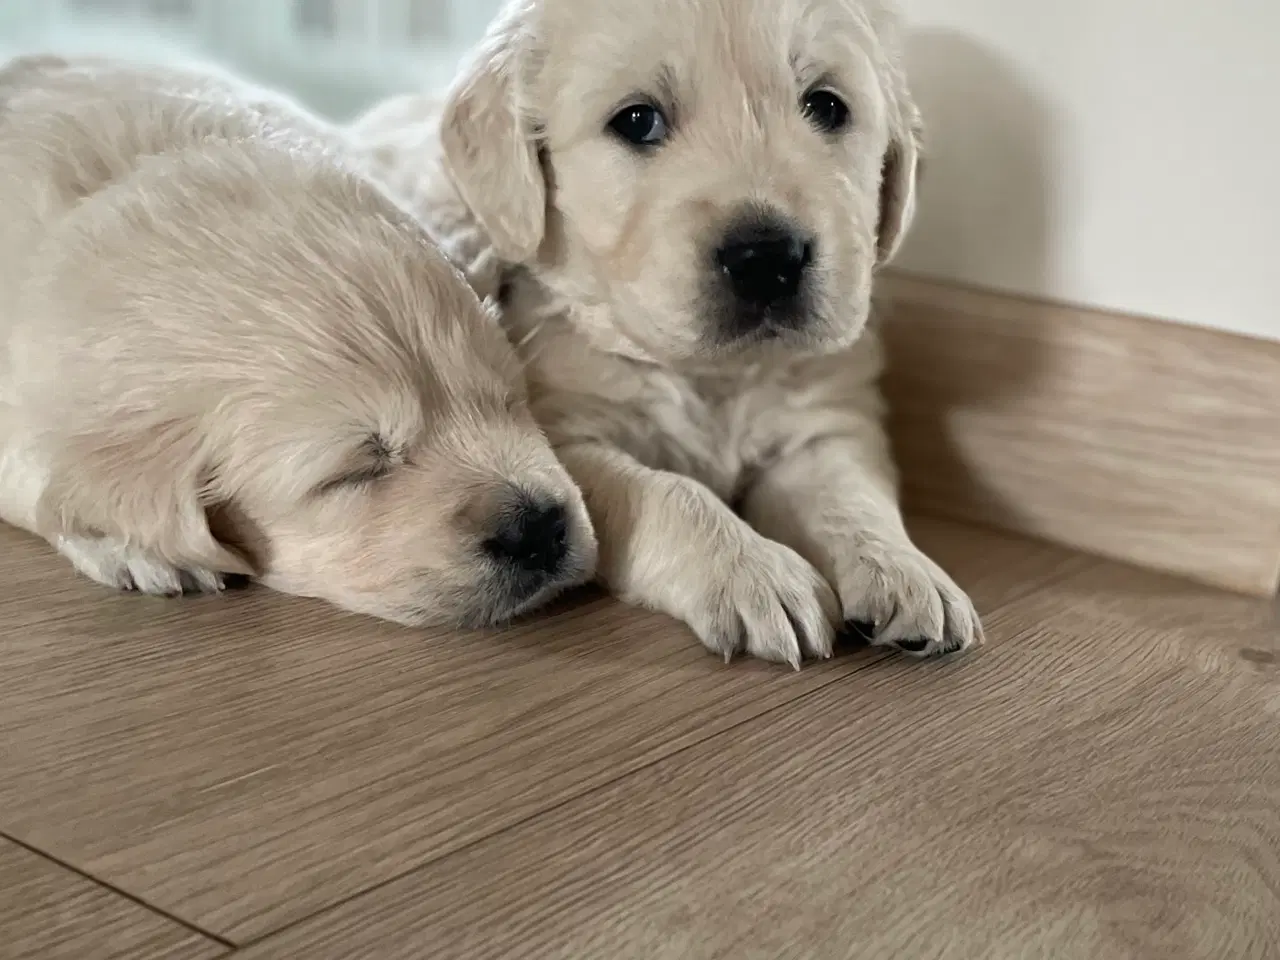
[538, 0, 884, 124]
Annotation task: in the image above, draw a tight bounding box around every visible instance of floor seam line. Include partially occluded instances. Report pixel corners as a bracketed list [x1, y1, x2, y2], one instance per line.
[0, 829, 236, 950]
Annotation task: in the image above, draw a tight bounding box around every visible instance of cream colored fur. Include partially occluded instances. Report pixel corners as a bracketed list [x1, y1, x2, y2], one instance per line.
[0, 55, 595, 626]
[350, 0, 980, 665]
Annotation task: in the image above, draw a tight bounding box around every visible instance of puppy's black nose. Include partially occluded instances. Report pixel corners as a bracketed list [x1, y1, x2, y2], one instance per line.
[716, 221, 814, 306]
[484, 502, 569, 576]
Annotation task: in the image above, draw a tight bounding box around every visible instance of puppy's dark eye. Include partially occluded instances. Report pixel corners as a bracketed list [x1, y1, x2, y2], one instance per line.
[607, 103, 669, 148]
[802, 89, 851, 133]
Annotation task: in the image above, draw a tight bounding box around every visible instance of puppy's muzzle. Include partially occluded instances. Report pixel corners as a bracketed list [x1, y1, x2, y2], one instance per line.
[483, 499, 570, 578]
[712, 210, 816, 341]
[474, 492, 590, 624]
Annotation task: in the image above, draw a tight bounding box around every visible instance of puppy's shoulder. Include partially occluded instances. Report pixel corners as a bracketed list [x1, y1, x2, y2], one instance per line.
[0, 53, 69, 94]
[349, 93, 446, 171]
[0, 54, 77, 129]
[498, 276, 676, 445]
[347, 93, 502, 299]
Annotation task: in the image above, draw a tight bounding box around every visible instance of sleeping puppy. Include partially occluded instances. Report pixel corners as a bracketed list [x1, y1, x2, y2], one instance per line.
[0, 55, 595, 627]
[350, 0, 981, 666]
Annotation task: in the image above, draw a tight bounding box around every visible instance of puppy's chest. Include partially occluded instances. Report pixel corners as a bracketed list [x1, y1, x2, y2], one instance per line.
[635, 373, 766, 499]
[533, 354, 792, 503]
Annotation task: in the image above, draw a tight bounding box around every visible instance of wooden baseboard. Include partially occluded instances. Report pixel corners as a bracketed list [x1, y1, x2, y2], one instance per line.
[879, 271, 1280, 598]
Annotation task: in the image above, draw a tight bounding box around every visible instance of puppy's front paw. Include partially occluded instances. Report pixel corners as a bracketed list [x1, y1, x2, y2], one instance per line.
[681, 535, 840, 669]
[56, 535, 229, 596]
[837, 542, 981, 658]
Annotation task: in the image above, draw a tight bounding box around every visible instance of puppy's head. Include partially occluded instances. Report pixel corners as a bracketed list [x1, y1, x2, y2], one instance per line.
[34, 147, 595, 626]
[441, 0, 921, 362]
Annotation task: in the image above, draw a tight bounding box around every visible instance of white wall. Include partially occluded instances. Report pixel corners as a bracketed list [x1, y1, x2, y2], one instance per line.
[898, 0, 1279, 340]
[0, 0, 504, 121]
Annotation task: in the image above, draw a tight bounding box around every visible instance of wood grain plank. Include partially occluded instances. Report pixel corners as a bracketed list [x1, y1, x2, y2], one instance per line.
[879, 270, 1280, 597]
[235, 560, 1280, 960]
[0, 515, 1069, 942]
[0, 838, 225, 960]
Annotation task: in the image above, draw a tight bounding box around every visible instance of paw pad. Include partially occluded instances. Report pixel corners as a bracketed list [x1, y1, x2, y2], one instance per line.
[891, 637, 931, 654]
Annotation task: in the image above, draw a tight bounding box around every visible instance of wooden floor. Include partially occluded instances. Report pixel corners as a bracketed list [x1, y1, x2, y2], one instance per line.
[1, 516, 1277, 960]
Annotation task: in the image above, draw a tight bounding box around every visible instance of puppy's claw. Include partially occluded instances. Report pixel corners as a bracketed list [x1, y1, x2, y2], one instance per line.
[684, 535, 836, 668]
[178, 567, 226, 595]
[708, 616, 745, 665]
[57, 535, 228, 597]
[838, 544, 981, 660]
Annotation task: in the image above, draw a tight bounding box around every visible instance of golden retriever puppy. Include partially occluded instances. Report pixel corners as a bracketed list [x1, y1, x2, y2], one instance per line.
[0, 55, 595, 627]
[350, 0, 981, 665]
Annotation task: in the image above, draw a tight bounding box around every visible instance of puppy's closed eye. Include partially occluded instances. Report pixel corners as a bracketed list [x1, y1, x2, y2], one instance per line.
[315, 433, 404, 495]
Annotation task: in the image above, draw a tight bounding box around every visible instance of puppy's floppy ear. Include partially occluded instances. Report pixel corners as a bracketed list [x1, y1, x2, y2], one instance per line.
[440, 2, 545, 263]
[37, 426, 258, 577]
[876, 94, 923, 265]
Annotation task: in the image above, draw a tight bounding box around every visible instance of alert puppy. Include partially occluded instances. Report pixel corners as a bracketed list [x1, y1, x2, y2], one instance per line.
[0, 55, 595, 627]
[351, 0, 980, 665]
